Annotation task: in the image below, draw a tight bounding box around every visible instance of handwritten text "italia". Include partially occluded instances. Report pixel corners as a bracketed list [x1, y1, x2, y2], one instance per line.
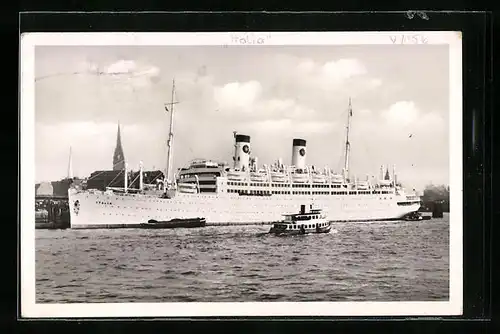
[228, 33, 272, 46]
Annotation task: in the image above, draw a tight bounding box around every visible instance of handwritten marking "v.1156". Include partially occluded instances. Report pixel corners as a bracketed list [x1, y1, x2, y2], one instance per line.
[390, 35, 428, 44]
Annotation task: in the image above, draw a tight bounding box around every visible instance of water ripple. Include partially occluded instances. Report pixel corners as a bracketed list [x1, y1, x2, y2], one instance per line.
[35, 216, 450, 303]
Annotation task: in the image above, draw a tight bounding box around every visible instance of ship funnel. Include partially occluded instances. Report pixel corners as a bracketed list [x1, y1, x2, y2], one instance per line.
[233, 134, 251, 170]
[292, 138, 307, 170]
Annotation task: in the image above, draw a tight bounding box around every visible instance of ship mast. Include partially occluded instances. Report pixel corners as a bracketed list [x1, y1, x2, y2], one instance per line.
[67, 146, 73, 179]
[343, 98, 353, 181]
[165, 78, 179, 187]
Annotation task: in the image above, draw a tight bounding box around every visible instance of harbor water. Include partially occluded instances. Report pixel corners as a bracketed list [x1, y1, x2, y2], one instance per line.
[36, 214, 449, 303]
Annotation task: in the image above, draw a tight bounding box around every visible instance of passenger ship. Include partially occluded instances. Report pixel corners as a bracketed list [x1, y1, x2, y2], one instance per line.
[68, 80, 421, 229]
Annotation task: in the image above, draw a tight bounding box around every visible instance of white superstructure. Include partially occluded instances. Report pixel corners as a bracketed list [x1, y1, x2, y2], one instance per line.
[68, 83, 421, 229]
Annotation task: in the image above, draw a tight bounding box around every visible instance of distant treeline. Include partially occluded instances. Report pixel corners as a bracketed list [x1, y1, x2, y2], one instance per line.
[419, 184, 450, 212]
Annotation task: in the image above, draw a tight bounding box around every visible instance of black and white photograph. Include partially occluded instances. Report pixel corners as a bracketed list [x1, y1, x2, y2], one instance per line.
[21, 31, 463, 317]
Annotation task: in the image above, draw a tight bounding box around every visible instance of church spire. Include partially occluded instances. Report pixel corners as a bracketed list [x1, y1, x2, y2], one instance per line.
[113, 122, 125, 170]
[384, 166, 390, 180]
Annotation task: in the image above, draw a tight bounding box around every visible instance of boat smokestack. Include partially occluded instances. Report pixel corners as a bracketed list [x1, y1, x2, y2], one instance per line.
[300, 204, 306, 214]
[380, 165, 384, 180]
[292, 138, 307, 170]
[233, 134, 251, 170]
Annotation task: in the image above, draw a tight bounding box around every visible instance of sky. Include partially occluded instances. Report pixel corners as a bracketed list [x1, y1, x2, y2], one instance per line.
[34, 44, 450, 191]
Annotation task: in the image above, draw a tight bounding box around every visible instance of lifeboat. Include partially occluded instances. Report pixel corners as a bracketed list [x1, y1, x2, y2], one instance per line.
[177, 182, 198, 194]
[250, 172, 267, 182]
[292, 172, 309, 183]
[378, 180, 393, 187]
[330, 174, 344, 183]
[227, 170, 246, 181]
[356, 181, 369, 190]
[312, 173, 327, 184]
[270, 171, 287, 183]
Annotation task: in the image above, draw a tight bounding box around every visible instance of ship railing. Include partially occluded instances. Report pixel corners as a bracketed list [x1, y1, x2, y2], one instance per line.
[105, 186, 138, 193]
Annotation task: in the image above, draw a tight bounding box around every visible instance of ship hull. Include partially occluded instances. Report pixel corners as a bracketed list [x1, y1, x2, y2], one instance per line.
[68, 189, 421, 229]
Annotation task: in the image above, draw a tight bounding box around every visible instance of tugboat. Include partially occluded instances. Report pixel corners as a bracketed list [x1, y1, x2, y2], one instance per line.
[269, 204, 332, 235]
[404, 211, 431, 221]
[139, 217, 206, 229]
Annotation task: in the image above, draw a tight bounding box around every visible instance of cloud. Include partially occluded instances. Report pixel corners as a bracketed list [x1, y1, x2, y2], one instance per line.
[382, 101, 420, 126]
[36, 59, 166, 125]
[213, 95, 318, 123]
[256, 55, 382, 113]
[242, 119, 336, 134]
[296, 59, 315, 74]
[368, 78, 383, 88]
[320, 59, 367, 84]
[104, 60, 137, 74]
[77, 59, 163, 93]
[98, 59, 161, 88]
[378, 102, 446, 139]
[258, 99, 316, 120]
[213, 81, 262, 112]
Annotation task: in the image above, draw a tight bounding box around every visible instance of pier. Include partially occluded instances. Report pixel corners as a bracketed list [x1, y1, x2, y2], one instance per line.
[35, 196, 70, 229]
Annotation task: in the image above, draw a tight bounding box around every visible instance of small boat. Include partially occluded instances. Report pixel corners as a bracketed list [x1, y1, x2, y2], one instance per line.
[404, 211, 431, 221]
[140, 217, 206, 229]
[269, 204, 331, 235]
